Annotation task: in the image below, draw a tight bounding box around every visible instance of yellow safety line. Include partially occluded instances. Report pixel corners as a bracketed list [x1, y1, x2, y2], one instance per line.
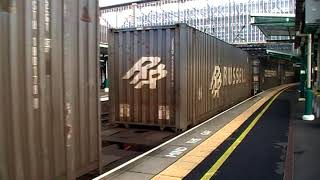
[201, 88, 286, 180]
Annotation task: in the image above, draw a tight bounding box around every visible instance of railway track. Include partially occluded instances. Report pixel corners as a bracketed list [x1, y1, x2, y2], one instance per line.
[100, 100, 177, 171]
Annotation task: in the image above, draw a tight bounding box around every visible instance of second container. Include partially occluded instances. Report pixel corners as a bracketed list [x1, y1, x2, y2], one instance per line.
[108, 24, 252, 131]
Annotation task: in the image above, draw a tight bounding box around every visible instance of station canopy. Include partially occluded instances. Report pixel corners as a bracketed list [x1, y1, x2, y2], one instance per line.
[266, 49, 300, 62]
[251, 13, 296, 37]
[251, 13, 298, 61]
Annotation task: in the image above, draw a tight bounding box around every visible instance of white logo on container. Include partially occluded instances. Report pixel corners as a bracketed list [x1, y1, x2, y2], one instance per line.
[210, 65, 247, 99]
[123, 57, 167, 89]
[209, 66, 222, 98]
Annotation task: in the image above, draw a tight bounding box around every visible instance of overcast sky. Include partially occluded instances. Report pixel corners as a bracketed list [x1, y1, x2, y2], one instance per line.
[99, 0, 138, 7]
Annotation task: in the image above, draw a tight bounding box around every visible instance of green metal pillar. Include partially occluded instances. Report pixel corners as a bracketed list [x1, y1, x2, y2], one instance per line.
[316, 36, 320, 89]
[303, 34, 315, 121]
[299, 61, 306, 100]
[315, 36, 320, 118]
[299, 49, 306, 101]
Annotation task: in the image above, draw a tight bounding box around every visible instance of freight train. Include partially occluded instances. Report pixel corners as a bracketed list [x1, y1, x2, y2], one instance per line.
[1, 6, 297, 178]
[107, 23, 298, 131]
[251, 55, 298, 94]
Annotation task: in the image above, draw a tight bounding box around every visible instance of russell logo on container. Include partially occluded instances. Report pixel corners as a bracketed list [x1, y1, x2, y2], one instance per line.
[123, 56, 168, 89]
[210, 65, 247, 98]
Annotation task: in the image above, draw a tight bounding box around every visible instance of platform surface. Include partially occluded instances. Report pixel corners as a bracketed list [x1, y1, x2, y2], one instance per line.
[185, 86, 294, 180]
[292, 96, 320, 180]
[96, 86, 308, 180]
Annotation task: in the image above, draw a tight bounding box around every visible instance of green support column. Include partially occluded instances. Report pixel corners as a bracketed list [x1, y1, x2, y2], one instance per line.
[299, 62, 306, 101]
[315, 37, 320, 118]
[316, 36, 320, 89]
[299, 51, 306, 101]
[303, 34, 315, 121]
[305, 88, 314, 114]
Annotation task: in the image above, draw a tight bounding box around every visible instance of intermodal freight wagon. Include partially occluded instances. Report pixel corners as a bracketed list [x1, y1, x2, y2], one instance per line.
[251, 56, 298, 93]
[108, 24, 252, 131]
[0, 6, 298, 178]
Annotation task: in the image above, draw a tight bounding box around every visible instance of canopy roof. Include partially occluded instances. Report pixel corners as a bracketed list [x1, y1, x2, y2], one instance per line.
[266, 49, 300, 61]
[251, 13, 296, 37]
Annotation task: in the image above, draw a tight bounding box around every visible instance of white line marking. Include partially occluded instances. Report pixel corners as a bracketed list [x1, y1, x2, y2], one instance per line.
[93, 91, 264, 180]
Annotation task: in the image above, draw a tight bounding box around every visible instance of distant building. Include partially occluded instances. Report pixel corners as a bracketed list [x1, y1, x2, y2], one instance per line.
[100, 0, 295, 44]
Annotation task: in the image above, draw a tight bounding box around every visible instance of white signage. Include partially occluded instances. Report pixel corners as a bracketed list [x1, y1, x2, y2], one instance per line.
[285, 71, 294, 77]
[165, 147, 188, 158]
[201, 130, 212, 136]
[264, 70, 277, 77]
[185, 138, 202, 144]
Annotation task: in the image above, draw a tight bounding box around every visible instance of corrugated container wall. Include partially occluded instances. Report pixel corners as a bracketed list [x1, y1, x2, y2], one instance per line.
[108, 24, 251, 131]
[250, 56, 298, 93]
[259, 58, 297, 90]
[281, 61, 297, 84]
[0, 1, 100, 180]
[100, 24, 108, 43]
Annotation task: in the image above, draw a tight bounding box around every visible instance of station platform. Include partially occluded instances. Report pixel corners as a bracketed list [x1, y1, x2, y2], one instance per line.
[94, 84, 320, 180]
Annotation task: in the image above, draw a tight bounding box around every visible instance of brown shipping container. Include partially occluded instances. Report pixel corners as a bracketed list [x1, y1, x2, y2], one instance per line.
[259, 57, 297, 90]
[0, 0, 100, 180]
[100, 24, 108, 43]
[108, 24, 251, 131]
[260, 57, 281, 90]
